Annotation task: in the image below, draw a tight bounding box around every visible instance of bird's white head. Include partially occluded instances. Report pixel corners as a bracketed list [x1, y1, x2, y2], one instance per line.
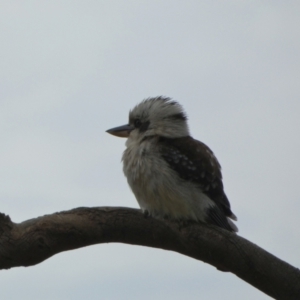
[106, 96, 190, 142]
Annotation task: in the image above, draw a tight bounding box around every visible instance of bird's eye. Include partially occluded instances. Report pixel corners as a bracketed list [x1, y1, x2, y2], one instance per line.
[134, 119, 142, 128]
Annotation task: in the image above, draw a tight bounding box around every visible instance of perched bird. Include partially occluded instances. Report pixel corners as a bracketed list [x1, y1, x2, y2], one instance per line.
[106, 96, 238, 232]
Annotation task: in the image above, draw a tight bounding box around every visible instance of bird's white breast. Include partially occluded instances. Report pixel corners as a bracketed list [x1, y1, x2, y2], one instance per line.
[122, 137, 213, 221]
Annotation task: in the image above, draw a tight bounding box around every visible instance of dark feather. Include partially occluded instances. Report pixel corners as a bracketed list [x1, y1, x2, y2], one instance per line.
[158, 136, 234, 219]
[206, 206, 233, 231]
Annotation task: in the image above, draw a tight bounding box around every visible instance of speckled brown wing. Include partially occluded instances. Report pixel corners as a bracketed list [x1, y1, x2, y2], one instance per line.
[158, 136, 235, 220]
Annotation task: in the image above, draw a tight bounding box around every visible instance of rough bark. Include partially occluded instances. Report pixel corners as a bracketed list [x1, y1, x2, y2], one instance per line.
[0, 207, 299, 299]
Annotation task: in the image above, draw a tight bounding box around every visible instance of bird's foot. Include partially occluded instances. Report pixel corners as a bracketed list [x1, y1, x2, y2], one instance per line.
[143, 210, 150, 218]
[176, 219, 195, 231]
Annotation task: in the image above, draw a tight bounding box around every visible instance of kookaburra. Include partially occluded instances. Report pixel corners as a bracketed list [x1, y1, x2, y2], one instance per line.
[106, 96, 238, 232]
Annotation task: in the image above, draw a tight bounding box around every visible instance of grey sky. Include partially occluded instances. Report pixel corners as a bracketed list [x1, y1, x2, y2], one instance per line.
[1, 1, 300, 299]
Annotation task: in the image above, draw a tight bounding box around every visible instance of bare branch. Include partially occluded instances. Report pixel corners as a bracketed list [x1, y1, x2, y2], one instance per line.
[0, 207, 299, 299]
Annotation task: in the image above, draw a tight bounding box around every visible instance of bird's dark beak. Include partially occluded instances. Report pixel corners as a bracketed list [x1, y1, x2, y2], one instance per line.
[106, 124, 134, 138]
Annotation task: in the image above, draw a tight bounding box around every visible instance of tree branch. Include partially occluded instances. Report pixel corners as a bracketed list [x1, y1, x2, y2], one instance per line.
[0, 207, 299, 299]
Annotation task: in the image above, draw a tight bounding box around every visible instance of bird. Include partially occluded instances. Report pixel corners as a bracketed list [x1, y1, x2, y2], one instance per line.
[106, 96, 238, 232]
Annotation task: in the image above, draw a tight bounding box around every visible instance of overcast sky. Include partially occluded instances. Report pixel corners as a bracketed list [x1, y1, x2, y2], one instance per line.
[1, 1, 300, 299]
